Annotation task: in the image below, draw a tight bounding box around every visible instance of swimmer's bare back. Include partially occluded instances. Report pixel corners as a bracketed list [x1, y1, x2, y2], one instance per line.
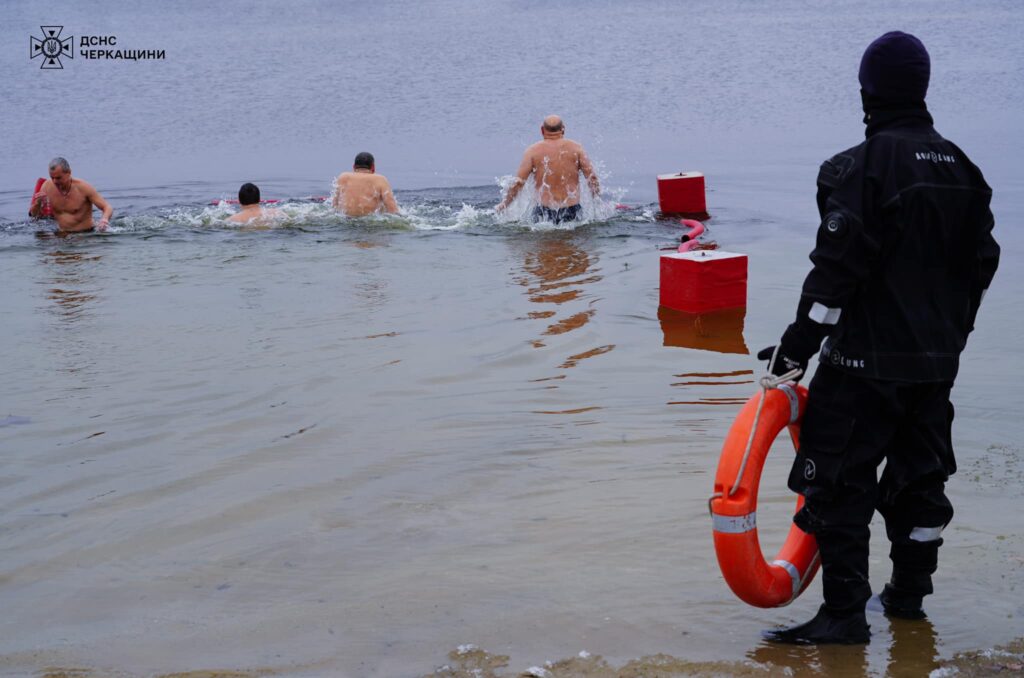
[333, 172, 399, 217]
[522, 138, 597, 208]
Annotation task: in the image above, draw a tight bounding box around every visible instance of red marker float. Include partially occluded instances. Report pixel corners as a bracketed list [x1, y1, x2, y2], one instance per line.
[208, 196, 328, 206]
[30, 177, 54, 218]
[657, 171, 707, 217]
[659, 218, 747, 314]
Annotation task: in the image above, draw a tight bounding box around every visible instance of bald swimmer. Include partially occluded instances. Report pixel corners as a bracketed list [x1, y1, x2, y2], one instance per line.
[496, 115, 600, 223]
[332, 152, 399, 217]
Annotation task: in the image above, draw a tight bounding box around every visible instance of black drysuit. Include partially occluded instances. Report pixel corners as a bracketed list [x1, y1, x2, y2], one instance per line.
[780, 107, 1000, 613]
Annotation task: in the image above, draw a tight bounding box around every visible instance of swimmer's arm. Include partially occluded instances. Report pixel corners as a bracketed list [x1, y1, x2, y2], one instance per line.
[579, 149, 600, 197]
[84, 182, 114, 230]
[380, 179, 399, 214]
[29, 190, 48, 218]
[332, 176, 344, 211]
[497, 153, 533, 210]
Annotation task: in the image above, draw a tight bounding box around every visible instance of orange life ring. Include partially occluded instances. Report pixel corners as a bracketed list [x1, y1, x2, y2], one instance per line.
[709, 383, 820, 608]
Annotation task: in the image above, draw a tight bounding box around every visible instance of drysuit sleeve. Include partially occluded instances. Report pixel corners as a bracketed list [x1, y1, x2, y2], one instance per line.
[780, 149, 887, 360]
[968, 205, 999, 332]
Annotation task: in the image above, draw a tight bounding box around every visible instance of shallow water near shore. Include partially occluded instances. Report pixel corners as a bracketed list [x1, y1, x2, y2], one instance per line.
[2, 1, 1024, 676]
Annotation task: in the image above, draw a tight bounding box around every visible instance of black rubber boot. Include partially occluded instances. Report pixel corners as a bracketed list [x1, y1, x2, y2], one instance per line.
[762, 604, 871, 645]
[878, 582, 927, 620]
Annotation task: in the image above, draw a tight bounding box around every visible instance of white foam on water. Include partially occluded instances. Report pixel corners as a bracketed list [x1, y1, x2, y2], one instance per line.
[493, 167, 624, 231]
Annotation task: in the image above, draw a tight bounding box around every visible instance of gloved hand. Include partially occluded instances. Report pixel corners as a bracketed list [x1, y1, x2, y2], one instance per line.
[757, 319, 824, 381]
[756, 345, 808, 380]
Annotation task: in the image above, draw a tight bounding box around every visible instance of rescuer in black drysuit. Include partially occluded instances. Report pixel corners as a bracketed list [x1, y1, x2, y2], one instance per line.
[758, 31, 1000, 644]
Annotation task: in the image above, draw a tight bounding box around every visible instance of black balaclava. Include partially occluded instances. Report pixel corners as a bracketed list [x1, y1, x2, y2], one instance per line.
[858, 31, 932, 133]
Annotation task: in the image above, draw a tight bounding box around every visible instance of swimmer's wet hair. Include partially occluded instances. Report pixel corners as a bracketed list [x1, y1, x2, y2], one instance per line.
[238, 182, 260, 205]
[49, 157, 70, 173]
[354, 152, 374, 169]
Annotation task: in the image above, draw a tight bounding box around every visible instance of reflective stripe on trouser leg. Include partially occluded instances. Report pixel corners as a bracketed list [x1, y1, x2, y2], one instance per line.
[909, 525, 944, 542]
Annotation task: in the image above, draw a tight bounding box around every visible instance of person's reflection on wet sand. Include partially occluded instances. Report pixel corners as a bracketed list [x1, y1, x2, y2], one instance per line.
[886, 615, 940, 677]
[745, 612, 940, 676]
[747, 637, 869, 677]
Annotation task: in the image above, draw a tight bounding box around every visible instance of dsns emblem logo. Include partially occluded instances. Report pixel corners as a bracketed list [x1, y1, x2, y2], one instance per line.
[30, 26, 73, 69]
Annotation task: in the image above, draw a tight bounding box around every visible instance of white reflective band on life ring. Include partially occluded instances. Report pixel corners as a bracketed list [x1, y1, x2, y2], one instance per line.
[910, 526, 944, 542]
[778, 384, 800, 424]
[772, 558, 800, 598]
[712, 512, 756, 534]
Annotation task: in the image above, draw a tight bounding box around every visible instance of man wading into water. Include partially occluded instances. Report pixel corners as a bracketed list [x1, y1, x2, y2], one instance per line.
[758, 31, 999, 644]
[496, 115, 601, 224]
[30, 157, 114, 233]
[332, 152, 399, 217]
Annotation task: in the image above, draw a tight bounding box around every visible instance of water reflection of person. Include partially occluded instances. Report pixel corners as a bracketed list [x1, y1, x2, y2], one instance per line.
[41, 248, 100, 323]
[747, 614, 940, 676]
[747, 638, 869, 677]
[518, 233, 602, 350]
[38, 244, 103, 383]
[886, 616, 940, 676]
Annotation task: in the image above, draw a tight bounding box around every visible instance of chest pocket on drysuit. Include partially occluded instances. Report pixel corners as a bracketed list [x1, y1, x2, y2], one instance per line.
[789, 399, 856, 497]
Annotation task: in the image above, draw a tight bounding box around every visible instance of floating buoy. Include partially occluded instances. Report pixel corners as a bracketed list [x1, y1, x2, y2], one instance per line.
[659, 249, 747, 314]
[709, 384, 820, 608]
[657, 171, 706, 217]
[30, 177, 54, 218]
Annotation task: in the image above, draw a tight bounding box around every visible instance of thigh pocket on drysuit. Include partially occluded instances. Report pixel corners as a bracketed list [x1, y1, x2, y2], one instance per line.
[789, 399, 856, 493]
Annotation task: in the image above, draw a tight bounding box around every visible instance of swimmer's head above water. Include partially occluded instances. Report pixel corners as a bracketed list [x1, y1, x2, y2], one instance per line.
[48, 156, 72, 194]
[238, 182, 260, 206]
[541, 115, 564, 139]
[353, 151, 375, 173]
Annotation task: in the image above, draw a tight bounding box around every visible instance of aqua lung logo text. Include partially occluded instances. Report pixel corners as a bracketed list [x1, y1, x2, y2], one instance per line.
[829, 349, 865, 370]
[916, 151, 956, 164]
[30, 26, 73, 69]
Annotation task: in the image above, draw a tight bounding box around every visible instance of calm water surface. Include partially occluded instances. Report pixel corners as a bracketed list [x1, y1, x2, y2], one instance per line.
[1, 1, 1023, 676]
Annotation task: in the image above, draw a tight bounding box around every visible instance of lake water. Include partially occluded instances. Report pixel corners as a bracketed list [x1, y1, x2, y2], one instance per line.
[1, 1, 1023, 676]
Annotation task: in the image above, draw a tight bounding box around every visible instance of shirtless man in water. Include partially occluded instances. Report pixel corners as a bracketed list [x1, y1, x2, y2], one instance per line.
[30, 157, 113, 233]
[332, 152, 399, 217]
[496, 115, 600, 223]
[227, 182, 284, 226]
